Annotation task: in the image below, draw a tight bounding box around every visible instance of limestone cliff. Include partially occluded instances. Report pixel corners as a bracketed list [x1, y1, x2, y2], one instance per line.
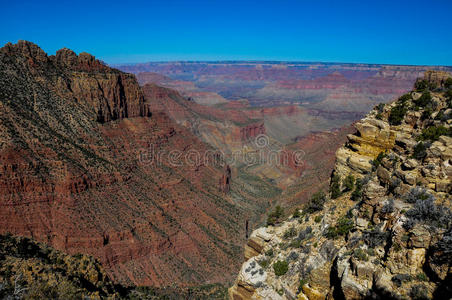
[229, 71, 452, 300]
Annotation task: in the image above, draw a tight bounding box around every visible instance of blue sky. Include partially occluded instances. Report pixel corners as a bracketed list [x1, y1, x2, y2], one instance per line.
[1, 0, 452, 65]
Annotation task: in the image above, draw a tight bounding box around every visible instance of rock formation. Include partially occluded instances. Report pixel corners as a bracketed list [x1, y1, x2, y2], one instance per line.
[0, 41, 270, 287]
[229, 71, 452, 299]
[219, 165, 232, 193]
[116, 61, 452, 113]
[1, 40, 149, 123]
[240, 123, 266, 141]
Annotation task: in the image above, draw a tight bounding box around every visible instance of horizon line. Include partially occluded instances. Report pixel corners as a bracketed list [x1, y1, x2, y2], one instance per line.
[110, 59, 452, 68]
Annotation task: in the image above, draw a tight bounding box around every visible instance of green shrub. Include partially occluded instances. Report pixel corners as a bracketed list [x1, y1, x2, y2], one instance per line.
[292, 208, 301, 218]
[372, 152, 386, 169]
[366, 248, 375, 256]
[283, 226, 297, 239]
[416, 272, 428, 281]
[267, 205, 284, 226]
[353, 248, 368, 261]
[314, 215, 322, 223]
[336, 216, 354, 236]
[258, 258, 270, 269]
[399, 93, 412, 102]
[325, 226, 338, 239]
[414, 91, 432, 108]
[343, 174, 355, 192]
[325, 216, 354, 239]
[289, 239, 301, 248]
[375, 103, 385, 120]
[330, 174, 342, 199]
[445, 77, 452, 89]
[389, 96, 410, 125]
[305, 191, 326, 214]
[420, 106, 433, 120]
[418, 125, 451, 141]
[351, 179, 363, 201]
[297, 278, 307, 294]
[273, 260, 289, 276]
[265, 249, 274, 257]
[376, 103, 385, 112]
[414, 79, 436, 91]
[412, 142, 428, 160]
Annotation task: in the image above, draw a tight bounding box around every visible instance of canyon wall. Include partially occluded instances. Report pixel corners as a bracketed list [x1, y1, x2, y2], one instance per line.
[0, 41, 268, 287]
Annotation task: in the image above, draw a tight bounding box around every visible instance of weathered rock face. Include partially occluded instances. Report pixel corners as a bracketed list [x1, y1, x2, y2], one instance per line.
[0, 41, 270, 288]
[229, 71, 452, 299]
[240, 123, 266, 141]
[1, 40, 149, 124]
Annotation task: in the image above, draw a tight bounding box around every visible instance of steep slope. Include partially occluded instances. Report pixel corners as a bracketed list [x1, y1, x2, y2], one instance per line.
[140, 82, 354, 204]
[229, 71, 452, 299]
[0, 234, 229, 299]
[0, 41, 269, 288]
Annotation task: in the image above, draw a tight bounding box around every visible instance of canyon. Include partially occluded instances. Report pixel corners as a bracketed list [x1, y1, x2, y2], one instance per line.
[1, 40, 451, 300]
[0, 41, 275, 288]
[116, 62, 452, 113]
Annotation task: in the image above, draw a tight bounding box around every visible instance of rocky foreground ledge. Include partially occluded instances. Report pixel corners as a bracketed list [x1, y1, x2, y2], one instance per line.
[229, 71, 452, 300]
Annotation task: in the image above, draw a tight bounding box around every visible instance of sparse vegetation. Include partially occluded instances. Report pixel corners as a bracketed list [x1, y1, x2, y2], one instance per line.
[265, 249, 274, 257]
[414, 91, 433, 108]
[418, 125, 451, 141]
[353, 248, 368, 261]
[258, 258, 270, 269]
[351, 178, 363, 201]
[416, 272, 428, 281]
[445, 77, 452, 89]
[343, 174, 355, 192]
[297, 278, 307, 294]
[403, 196, 451, 230]
[409, 284, 429, 300]
[381, 199, 394, 214]
[305, 191, 326, 214]
[330, 174, 342, 199]
[283, 226, 297, 239]
[375, 103, 385, 120]
[404, 187, 434, 203]
[273, 260, 289, 276]
[325, 216, 354, 239]
[267, 205, 284, 226]
[392, 274, 412, 287]
[389, 95, 410, 125]
[412, 142, 428, 160]
[372, 152, 386, 169]
[414, 79, 436, 92]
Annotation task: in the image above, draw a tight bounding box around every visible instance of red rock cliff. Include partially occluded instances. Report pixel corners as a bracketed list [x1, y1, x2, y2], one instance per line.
[0, 41, 264, 287]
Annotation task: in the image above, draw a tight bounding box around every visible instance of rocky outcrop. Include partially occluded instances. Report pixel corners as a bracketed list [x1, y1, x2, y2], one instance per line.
[240, 123, 266, 141]
[1, 40, 149, 123]
[229, 71, 452, 299]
